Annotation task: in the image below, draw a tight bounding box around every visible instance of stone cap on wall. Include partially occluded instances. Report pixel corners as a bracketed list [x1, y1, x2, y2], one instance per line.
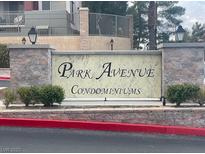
[158, 43, 205, 49]
[79, 7, 89, 11]
[7, 44, 55, 50]
[52, 50, 162, 55]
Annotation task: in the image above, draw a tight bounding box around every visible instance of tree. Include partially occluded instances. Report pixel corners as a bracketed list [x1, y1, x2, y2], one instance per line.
[157, 1, 185, 43]
[82, 1, 128, 16]
[191, 22, 205, 42]
[127, 2, 148, 49]
[128, 1, 185, 49]
[183, 29, 192, 42]
[148, 1, 157, 50]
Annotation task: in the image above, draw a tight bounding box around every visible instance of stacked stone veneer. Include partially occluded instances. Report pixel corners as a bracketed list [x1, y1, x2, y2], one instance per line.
[8, 45, 52, 87]
[161, 43, 205, 95]
[1, 109, 205, 128]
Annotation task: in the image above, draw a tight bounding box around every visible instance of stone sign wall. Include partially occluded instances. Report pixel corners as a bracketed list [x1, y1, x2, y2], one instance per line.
[52, 51, 162, 99]
[7, 43, 205, 101]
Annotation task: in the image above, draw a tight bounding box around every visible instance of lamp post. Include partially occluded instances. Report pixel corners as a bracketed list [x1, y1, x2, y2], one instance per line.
[28, 27, 37, 44]
[175, 25, 185, 42]
[110, 38, 114, 50]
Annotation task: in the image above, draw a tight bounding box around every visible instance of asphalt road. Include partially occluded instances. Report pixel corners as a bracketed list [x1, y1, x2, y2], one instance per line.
[0, 80, 10, 87]
[0, 127, 205, 153]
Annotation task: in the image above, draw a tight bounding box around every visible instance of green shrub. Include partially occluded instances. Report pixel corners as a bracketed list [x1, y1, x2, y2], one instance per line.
[196, 88, 205, 106]
[39, 85, 65, 107]
[17, 87, 32, 107]
[0, 44, 9, 68]
[166, 83, 200, 106]
[3, 88, 16, 108]
[30, 86, 41, 105]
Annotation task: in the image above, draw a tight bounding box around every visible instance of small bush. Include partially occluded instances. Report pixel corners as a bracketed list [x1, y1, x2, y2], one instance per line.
[39, 85, 65, 107]
[196, 88, 205, 106]
[30, 86, 41, 105]
[166, 83, 200, 106]
[0, 44, 9, 68]
[3, 88, 16, 108]
[17, 87, 32, 107]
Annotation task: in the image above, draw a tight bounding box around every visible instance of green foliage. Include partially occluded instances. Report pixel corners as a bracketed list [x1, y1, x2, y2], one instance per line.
[191, 22, 205, 42]
[3, 88, 16, 108]
[30, 86, 41, 105]
[0, 44, 9, 68]
[128, 1, 185, 48]
[82, 1, 128, 16]
[158, 1, 185, 26]
[166, 84, 200, 106]
[2, 85, 64, 108]
[39, 85, 65, 107]
[127, 2, 148, 49]
[16, 85, 64, 107]
[157, 1, 185, 44]
[17, 87, 32, 107]
[196, 88, 205, 106]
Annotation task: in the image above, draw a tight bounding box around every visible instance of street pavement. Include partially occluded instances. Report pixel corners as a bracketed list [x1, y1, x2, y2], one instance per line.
[0, 80, 10, 87]
[0, 127, 205, 153]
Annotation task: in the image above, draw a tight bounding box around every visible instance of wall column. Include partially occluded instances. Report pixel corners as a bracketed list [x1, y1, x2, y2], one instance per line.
[127, 15, 133, 50]
[79, 7, 90, 50]
[160, 43, 205, 96]
[8, 44, 54, 88]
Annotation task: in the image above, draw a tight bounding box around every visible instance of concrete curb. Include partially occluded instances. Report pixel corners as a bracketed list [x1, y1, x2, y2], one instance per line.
[0, 118, 205, 137]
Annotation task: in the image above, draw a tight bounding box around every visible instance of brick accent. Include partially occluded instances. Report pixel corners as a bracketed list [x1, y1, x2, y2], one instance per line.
[24, 1, 33, 11]
[79, 8, 90, 50]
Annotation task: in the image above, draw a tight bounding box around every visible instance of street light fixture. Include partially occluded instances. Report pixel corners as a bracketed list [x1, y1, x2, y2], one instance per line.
[22, 37, 26, 45]
[28, 27, 37, 44]
[110, 38, 114, 50]
[175, 25, 185, 42]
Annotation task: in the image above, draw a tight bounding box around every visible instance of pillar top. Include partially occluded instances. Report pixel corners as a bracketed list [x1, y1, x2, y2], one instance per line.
[158, 43, 205, 49]
[7, 44, 55, 50]
[79, 7, 89, 11]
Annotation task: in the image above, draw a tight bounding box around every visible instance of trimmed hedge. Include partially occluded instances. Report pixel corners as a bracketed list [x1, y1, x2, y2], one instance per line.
[39, 85, 65, 107]
[166, 83, 200, 106]
[30, 86, 41, 105]
[3, 85, 65, 107]
[17, 87, 32, 107]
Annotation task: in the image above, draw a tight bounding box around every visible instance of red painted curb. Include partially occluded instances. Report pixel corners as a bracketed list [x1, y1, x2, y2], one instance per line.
[0, 118, 205, 136]
[0, 76, 10, 80]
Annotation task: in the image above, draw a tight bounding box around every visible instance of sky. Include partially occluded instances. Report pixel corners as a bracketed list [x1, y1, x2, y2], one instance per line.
[178, 1, 205, 31]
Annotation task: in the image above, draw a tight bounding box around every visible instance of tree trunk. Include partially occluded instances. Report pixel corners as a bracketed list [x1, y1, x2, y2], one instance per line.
[148, 1, 157, 50]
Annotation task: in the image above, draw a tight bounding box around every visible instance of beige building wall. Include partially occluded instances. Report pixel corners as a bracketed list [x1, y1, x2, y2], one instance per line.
[0, 36, 131, 51]
[89, 36, 131, 50]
